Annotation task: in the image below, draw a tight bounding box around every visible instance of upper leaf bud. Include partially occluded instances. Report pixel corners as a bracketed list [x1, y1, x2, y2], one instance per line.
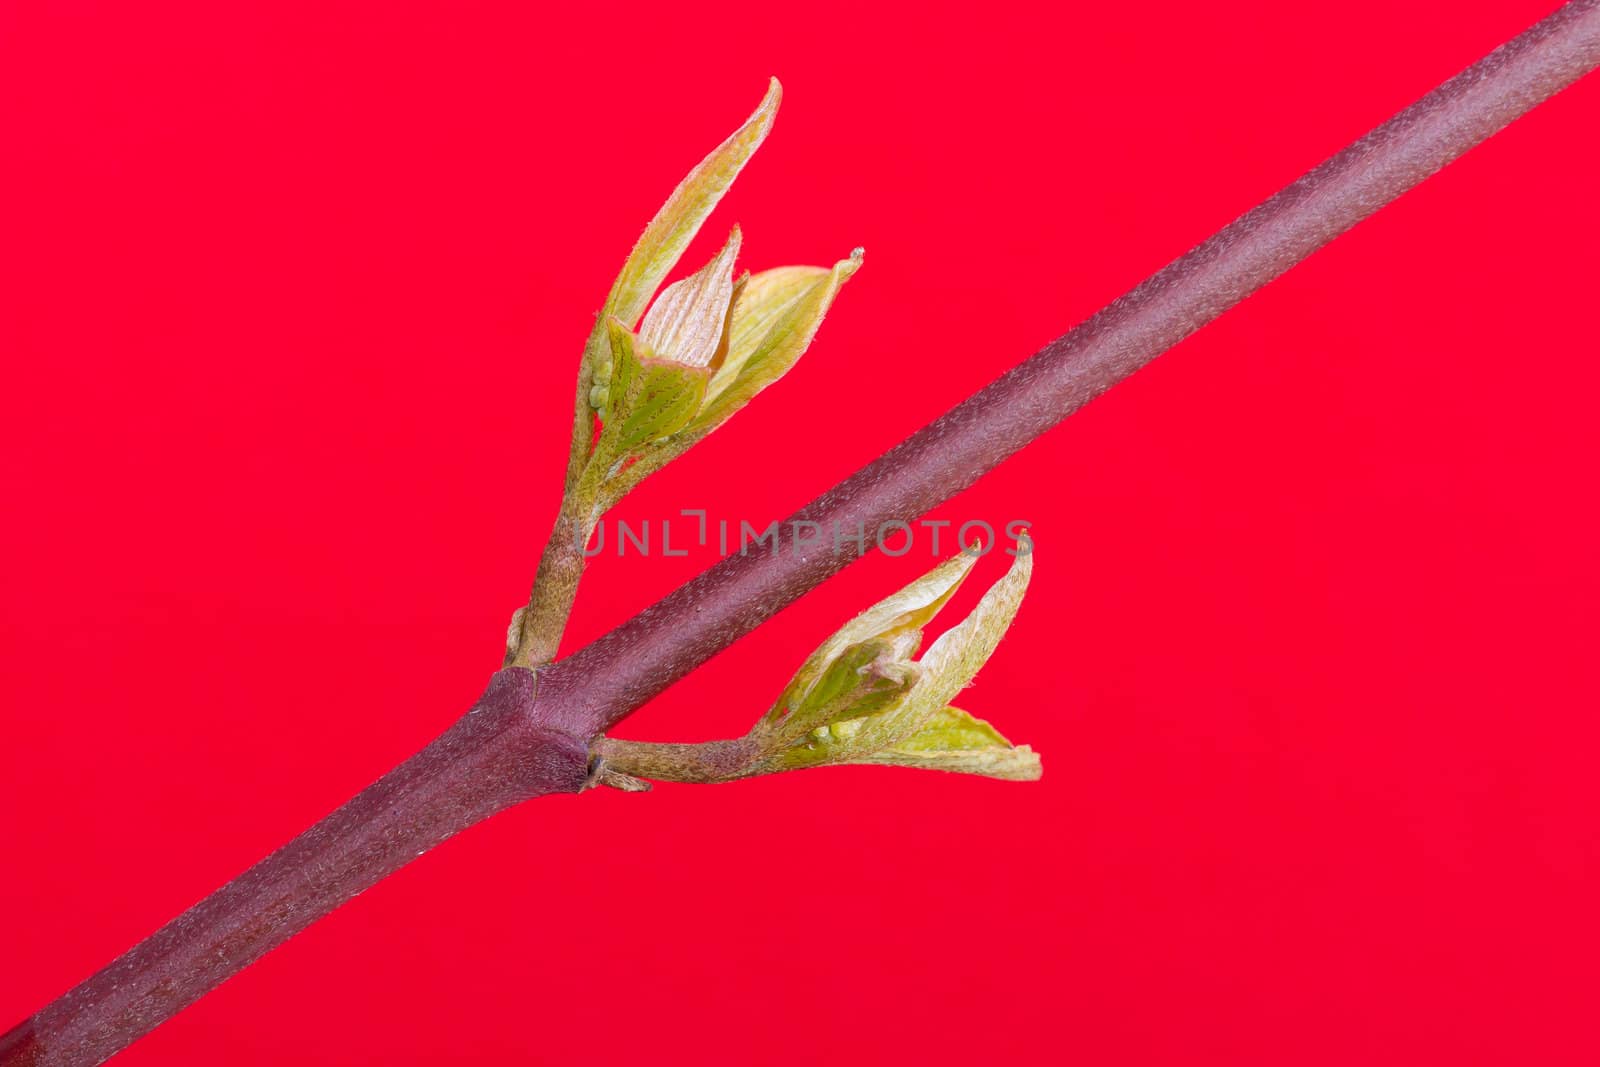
[563, 79, 861, 511]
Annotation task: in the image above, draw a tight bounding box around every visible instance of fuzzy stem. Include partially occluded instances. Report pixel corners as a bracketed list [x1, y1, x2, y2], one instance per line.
[593, 736, 761, 784]
[7, 4, 1599, 1063]
[506, 506, 592, 667]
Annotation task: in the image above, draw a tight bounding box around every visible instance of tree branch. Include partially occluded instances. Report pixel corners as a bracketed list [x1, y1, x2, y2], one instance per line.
[7, 3, 1598, 1063]
[1, 671, 590, 1067]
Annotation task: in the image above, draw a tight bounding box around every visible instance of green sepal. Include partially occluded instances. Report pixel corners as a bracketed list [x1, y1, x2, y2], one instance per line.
[594, 320, 710, 472]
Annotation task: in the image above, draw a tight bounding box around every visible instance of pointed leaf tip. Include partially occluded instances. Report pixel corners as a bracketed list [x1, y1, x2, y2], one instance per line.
[759, 549, 1039, 779]
[603, 81, 780, 333]
[596, 549, 1043, 786]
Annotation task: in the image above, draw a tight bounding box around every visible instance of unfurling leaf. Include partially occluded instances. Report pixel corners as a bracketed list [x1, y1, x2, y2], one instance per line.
[591, 245, 861, 506]
[637, 227, 742, 371]
[857, 707, 1042, 781]
[764, 545, 1034, 775]
[594, 319, 709, 467]
[762, 549, 975, 740]
[558, 77, 862, 513]
[695, 249, 864, 433]
[566, 79, 781, 493]
[772, 636, 921, 742]
[594, 544, 1042, 785]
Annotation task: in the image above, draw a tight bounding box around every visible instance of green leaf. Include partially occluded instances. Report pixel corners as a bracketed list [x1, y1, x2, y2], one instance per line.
[566, 79, 781, 493]
[762, 549, 977, 735]
[592, 245, 864, 508]
[907, 539, 1033, 715]
[595, 546, 1043, 787]
[604, 81, 779, 334]
[778, 637, 921, 739]
[764, 547, 1035, 774]
[693, 248, 864, 433]
[593, 319, 710, 472]
[855, 706, 1043, 781]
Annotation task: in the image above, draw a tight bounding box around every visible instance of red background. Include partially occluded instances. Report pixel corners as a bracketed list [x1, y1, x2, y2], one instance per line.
[4, 2, 1599, 1063]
